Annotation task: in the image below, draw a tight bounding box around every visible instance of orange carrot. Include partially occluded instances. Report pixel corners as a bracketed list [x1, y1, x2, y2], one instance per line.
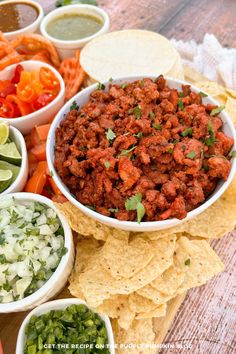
[24, 171, 47, 194]
[35, 124, 51, 141]
[31, 142, 46, 161]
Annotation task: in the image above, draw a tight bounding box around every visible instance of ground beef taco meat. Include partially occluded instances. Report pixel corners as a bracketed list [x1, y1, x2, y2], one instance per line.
[54, 76, 234, 222]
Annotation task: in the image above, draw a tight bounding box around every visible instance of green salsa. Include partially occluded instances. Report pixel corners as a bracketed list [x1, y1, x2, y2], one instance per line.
[46, 13, 103, 41]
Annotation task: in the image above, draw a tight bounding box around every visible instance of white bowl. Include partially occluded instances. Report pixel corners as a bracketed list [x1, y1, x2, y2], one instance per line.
[16, 298, 115, 354]
[0, 193, 74, 313]
[46, 76, 236, 232]
[0, 0, 44, 41]
[0, 61, 65, 135]
[0, 126, 28, 195]
[40, 4, 110, 60]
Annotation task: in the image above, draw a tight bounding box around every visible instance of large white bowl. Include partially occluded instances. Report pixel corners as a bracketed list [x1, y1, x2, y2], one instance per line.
[16, 298, 115, 354]
[46, 76, 236, 232]
[0, 61, 65, 134]
[1, 126, 28, 195]
[40, 4, 110, 60]
[0, 193, 74, 313]
[0, 0, 44, 40]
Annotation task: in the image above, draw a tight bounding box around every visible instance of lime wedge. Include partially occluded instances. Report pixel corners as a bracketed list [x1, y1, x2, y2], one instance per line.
[0, 160, 20, 181]
[0, 169, 13, 192]
[0, 142, 22, 166]
[0, 123, 9, 145]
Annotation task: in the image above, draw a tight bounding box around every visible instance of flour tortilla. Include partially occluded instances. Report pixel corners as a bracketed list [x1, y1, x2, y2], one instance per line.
[81, 29, 181, 82]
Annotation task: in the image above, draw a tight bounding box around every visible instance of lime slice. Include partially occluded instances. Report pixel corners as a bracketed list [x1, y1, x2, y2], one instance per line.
[0, 160, 20, 181]
[0, 142, 22, 166]
[0, 123, 9, 145]
[0, 169, 13, 193]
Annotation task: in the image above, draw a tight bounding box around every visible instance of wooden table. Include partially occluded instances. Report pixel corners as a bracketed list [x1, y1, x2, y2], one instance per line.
[1, 1, 236, 353]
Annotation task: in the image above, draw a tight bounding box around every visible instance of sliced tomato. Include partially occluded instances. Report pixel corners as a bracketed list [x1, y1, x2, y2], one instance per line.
[6, 94, 32, 116]
[0, 97, 16, 118]
[39, 67, 60, 91]
[0, 80, 16, 98]
[11, 64, 24, 84]
[31, 142, 46, 161]
[17, 84, 37, 103]
[32, 93, 56, 111]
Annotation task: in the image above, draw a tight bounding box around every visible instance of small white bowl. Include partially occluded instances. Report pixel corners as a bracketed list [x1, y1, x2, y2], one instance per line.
[0, 126, 28, 195]
[0, 193, 74, 313]
[47, 76, 236, 232]
[0, 60, 65, 135]
[0, 0, 44, 41]
[40, 4, 110, 60]
[16, 298, 115, 354]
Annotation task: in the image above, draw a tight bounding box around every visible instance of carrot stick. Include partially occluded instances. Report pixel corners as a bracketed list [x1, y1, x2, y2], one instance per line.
[35, 124, 51, 141]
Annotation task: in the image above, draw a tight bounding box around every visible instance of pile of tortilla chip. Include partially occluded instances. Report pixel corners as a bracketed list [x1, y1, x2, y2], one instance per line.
[55, 175, 236, 353]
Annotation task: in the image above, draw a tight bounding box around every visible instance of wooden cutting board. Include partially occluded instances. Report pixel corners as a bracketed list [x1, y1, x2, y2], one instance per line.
[0, 286, 186, 353]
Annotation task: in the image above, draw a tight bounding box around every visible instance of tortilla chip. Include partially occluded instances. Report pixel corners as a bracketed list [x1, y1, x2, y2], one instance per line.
[194, 81, 226, 97]
[174, 237, 225, 293]
[137, 285, 172, 305]
[135, 304, 167, 320]
[225, 87, 236, 98]
[96, 295, 135, 330]
[100, 230, 154, 279]
[225, 96, 236, 125]
[113, 318, 156, 354]
[55, 202, 111, 241]
[128, 292, 160, 313]
[78, 235, 176, 307]
[183, 65, 209, 84]
[150, 266, 185, 296]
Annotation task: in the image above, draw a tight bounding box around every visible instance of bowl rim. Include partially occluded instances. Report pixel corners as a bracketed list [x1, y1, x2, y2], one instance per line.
[0, 0, 44, 37]
[1, 125, 28, 195]
[0, 60, 65, 123]
[40, 4, 110, 47]
[46, 75, 236, 231]
[16, 298, 115, 354]
[0, 193, 73, 312]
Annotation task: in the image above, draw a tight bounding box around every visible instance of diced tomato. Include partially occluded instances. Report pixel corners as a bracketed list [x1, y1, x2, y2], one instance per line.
[39, 67, 60, 91]
[28, 151, 39, 176]
[32, 93, 56, 111]
[11, 64, 24, 84]
[31, 142, 46, 161]
[0, 97, 16, 118]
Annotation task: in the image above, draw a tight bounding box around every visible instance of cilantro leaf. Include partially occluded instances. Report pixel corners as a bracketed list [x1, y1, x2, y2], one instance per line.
[106, 128, 116, 142]
[133, 132, 143, 139]
[181, 128, 192, 137]
[97, 82, 105, 90]
[134, 105, 142, 119]
[167, 147, 173, 154]
[152, 123, 162, 130]
[199, 91, 208, 97]
[70, 100, 79, 110]
[179, 92, 185, 97]
[210, 105, 225, 116]
[184, 258, 191, 266]
[104, 161, 110, 169]
[121, 83, 128, 89]
[204, 120, 216, 146]
[140, 79, 145, 87]
[125, 192, 146, 223]
[178, 99, 185, 111]
[120, 145, 136, 156]
[149, 111, 155, 120]
[186, 151, 196, 159]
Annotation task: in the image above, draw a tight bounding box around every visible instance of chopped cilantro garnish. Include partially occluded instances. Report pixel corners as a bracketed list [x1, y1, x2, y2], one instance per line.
[231, 150, 236, 158]
[186, 151, 196, 159]
[134, 105, 142, 119]
[204, 120, 216, 146]
[105, 128, 116, 142]
[109, 77, 113, 82]
[181, 128, 192, 137]
[152, 123, 162, 130]
[121, 83, 128, 89]
[185, 258, 191, 266]
[179, 92, 185, 97]
[167, 147, 173, 154]
[108, 208, 119, 213]
[133, 132, 143, 139]
[178, 99, 185, 111]
[125, 192, 146, 223]
[97, 82, 105, 90]
[149, 111, 155, 120]
[104, 161, 110, 169]
[203, 165, 209, 171]
[49, 170, 54, 177]
[210, 105, 225, 116]
[70, 100, 79, 111]
[199, 91, 208, 97]
[120, 146, 136, 156]
[140, 79, 145, 87]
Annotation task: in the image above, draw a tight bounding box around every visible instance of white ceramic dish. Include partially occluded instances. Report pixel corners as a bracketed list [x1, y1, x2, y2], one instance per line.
[1, 126, 28, 195]
[16, 298, 115, 354]
[0, 61, 65, 134]
[40, 4, 110, 59]
[46, 76, 236, 232]
[0, 193, 74, 313]
[0, 0, 44, 41]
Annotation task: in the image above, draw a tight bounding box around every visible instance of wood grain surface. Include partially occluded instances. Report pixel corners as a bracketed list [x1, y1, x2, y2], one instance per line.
[1, 1, 236, 353]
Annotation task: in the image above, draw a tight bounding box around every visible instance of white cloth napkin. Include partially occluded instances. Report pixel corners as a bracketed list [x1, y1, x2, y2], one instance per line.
[171, 34, 236, 90]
